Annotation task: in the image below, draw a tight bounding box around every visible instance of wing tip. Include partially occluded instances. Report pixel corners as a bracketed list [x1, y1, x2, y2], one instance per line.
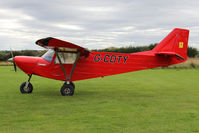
[35, 37, 52, 46]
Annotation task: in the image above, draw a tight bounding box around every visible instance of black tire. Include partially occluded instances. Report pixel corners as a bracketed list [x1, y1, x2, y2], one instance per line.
[20, 82, 33, 94]
[60, 84, 74, 96]
[70, 82, 75, 89]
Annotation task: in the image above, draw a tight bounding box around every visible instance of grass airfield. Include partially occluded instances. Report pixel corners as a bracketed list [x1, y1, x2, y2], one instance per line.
[0, 66, 199, 133]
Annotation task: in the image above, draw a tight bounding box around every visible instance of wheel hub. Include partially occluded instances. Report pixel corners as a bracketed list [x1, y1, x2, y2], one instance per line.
[23, 86, 29, 92]
[64, 88, 71, 94]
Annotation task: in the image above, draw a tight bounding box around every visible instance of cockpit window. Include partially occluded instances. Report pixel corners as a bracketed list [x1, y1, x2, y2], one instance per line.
[55, 52, 77, 64]
[41, 49, 55, 62]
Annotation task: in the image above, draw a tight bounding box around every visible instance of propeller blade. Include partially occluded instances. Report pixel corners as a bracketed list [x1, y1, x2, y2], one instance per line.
[13, 60, 17, 72]
[10, 48, 17, 72]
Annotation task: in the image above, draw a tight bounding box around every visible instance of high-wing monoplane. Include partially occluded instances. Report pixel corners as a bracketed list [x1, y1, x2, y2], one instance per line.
[11, 28, 189, 96]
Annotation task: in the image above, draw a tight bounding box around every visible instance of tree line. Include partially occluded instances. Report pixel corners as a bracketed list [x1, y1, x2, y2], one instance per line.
[0, 44, 198, 61]
[0, 50, 46, 61]
[93, 44, 198, 58]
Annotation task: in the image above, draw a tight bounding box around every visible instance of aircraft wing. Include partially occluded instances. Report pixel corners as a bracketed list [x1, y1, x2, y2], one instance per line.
[36, 37, 90, 56]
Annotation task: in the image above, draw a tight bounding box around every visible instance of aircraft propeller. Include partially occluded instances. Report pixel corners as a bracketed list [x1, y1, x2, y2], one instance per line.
[8, 49, 17, 72]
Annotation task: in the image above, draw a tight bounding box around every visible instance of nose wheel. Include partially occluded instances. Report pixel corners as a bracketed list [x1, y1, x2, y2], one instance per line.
[60, 82, 75, 96]
[20, 74, 33, 94]
[20, 82, 33, 93]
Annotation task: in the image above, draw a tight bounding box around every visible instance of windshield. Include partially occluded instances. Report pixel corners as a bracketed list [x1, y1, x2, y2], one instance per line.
[41, 49, 55, 62]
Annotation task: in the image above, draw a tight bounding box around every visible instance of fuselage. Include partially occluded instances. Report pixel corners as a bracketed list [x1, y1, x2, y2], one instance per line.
[14, 50, 185, 81]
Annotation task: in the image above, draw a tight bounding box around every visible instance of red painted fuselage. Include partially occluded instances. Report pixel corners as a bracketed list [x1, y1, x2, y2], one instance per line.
[14, 50, 184, 82]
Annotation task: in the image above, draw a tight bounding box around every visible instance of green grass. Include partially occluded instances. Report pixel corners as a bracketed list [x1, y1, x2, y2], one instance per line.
[0, 66, 199, 133]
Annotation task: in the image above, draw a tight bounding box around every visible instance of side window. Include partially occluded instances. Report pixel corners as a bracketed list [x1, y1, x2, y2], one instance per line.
[41, 49, 55, 62]
[55, 52, 77, 64]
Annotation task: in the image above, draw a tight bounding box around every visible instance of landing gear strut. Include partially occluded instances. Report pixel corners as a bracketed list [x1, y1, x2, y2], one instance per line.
[55, 50, 80, 96]
[20, 74, 33, 94]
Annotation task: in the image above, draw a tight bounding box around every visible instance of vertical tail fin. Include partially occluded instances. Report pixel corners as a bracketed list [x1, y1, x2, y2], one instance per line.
[153, 28, 189, 60]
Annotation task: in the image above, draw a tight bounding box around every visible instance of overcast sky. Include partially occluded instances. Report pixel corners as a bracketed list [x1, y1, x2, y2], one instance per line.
[0, 0, 199, 50]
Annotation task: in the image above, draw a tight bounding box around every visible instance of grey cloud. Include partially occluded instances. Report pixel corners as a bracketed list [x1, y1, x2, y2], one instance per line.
[0, 0, 198, 50]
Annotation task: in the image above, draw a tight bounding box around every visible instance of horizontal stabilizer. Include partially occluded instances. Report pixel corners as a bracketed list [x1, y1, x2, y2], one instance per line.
[155, 52, 185, 60]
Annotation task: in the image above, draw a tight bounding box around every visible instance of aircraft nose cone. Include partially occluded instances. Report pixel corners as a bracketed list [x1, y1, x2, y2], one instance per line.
[15, 56, 38, 74]
[8, 58, 13, 62]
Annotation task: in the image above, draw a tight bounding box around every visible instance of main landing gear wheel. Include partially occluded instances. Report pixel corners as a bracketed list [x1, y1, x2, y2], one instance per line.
[20, 82, 33, 93]
[60, 83, 75, 96]
[70, 82, 75, 89]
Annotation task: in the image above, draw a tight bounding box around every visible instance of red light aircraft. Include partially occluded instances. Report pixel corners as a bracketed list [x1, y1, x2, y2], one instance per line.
[11, 28, 189, 96]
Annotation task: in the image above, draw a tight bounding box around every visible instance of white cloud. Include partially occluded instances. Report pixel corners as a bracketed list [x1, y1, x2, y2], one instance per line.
[0, 8, 34, 20]
[52, 23, 84, 30]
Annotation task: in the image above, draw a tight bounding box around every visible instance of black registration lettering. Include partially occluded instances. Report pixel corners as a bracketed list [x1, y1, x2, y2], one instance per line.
[104, 55, 110, 62]
[94, 54, 101, 62]
[110, 55, 117, 63]
[123, 56, 129, 64]
[94, 54, 129, 64]
[117, 56, 123, 63]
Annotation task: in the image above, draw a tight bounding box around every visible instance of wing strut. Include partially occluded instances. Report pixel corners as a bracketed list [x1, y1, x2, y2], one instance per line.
[69, 52, 80, 81]
[55, 50, 80, 84]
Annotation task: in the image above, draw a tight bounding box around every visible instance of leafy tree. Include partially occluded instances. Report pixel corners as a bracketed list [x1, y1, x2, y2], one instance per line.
[148, 43, 158, 50]
[187, 47, 198, 57]
[22, 50, 36, 56]
[0, 52, 7, 61]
